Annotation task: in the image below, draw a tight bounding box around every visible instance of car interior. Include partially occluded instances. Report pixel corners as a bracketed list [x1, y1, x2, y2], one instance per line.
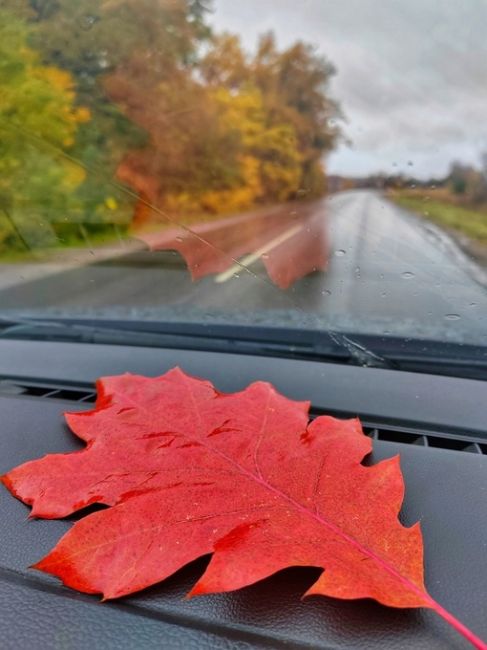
[0, 1, 486, 648]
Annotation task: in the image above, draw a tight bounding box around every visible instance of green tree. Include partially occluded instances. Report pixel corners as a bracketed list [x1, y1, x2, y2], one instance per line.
[0, 11, 90, 253]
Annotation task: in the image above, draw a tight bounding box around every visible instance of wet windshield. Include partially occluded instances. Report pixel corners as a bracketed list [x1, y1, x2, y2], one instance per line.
[1, 0, 486, 354]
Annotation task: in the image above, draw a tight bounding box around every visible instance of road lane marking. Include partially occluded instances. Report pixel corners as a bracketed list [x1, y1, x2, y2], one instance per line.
[214, 224, 303, 283]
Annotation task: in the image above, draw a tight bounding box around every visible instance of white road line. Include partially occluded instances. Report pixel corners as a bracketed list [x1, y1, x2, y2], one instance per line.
[214, 224, 303, 283]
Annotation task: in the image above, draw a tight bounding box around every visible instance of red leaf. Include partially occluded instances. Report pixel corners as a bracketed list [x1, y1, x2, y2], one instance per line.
[1, 368, 485, 649]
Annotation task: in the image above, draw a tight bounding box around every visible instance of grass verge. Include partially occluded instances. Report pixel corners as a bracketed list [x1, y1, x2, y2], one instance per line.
[389, 192, 487, 245]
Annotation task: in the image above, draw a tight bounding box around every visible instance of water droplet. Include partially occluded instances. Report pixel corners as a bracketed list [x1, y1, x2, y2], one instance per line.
[380, 291, 387, 298]
[334, 249, 346, 257]
[80, 14, 96, 29]
[401, 271, 414, 279]
[234, 274, 240, 279]
[444, 313, 460, 321]
[407, 160, 413, 166]
[321, 289, 331, 296]
[469, 302, 477, 308]
[261, 253, 269, 260]
[175, 236, 184, 243]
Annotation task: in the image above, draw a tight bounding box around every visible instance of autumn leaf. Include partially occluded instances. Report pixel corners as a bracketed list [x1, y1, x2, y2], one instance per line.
[1, 368, 485, 649]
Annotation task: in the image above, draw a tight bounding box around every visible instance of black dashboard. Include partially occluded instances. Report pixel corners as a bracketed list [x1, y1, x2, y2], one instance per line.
[0, 339, 485, 649]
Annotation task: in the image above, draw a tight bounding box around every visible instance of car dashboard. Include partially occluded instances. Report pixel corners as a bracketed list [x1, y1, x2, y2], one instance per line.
[0, 339, 485, 650]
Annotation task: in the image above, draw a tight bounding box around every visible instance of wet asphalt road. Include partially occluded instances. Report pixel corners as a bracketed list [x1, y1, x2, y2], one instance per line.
[1, 191, 486, 344]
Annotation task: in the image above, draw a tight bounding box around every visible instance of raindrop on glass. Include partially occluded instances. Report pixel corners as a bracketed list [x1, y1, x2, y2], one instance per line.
[401, 271, 415, 279]
[321, 289, 331, 296]
[80, 14, 96, 30]
[334, 249, 346, 257]
[444, 314, 460, 321]
[175, 236, 184, 243]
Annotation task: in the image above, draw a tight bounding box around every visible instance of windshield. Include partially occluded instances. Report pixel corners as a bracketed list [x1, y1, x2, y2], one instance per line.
[1, 0, 486, 357]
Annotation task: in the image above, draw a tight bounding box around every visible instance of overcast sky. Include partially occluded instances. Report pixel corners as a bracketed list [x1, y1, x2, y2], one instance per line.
[210, 0, 487, 179]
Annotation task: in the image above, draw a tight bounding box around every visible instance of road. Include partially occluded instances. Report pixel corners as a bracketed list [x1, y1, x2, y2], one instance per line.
[1, 191, 486, 345]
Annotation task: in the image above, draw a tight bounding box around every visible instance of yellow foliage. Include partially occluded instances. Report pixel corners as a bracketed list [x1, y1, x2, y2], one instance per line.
[212, 86, 265, 150]
[210, 85, 302, 206]
[38, 66, 74, 94]
[105, 197, 118, 210]
[61, 161, 86, 188]
[200, 155, 262, 214]
[163, 192, 202, 216]
[74, 106, 91, 123]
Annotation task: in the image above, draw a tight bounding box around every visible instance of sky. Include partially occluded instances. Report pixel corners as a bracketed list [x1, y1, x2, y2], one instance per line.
[210, 0, 487, 179]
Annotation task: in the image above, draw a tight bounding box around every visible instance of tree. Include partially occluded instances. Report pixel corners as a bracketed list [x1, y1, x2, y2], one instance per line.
[0, 11, 90, 252]
[1, 1, 341, 236]
[202, 32, 340, 202]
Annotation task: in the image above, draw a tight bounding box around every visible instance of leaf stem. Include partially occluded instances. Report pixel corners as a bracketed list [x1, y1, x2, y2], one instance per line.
[428, 598, 487, 650]
[190, 429, 487, 650]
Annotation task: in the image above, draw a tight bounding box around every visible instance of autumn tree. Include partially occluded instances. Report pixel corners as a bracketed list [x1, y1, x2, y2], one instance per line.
[0, 11, 90, 252]
[1, 1, 340, 235]
[201, 31, 340, 203]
